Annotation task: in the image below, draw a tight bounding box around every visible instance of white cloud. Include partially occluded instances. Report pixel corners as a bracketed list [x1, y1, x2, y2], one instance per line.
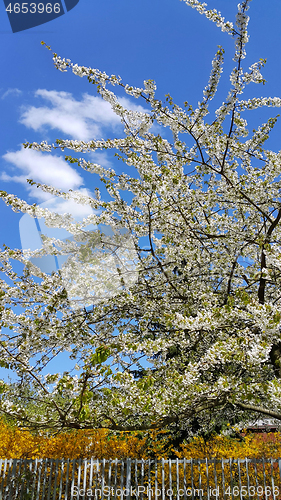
[1, 88, 22, 100]
[19, 90, 121, 141]
[2, 147, 84, 197]
[119, 97, 148, 114]
[39, 191, 95, 220]
[89, 151, 113, 169]
[1, 89, 153, 207]
[2, 148, 96, 218]
[19, 90, 150, 141]
[26, 185, 60, 202]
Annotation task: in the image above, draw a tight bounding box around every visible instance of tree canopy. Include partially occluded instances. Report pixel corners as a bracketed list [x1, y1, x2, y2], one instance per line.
[1, 0, 281, 437]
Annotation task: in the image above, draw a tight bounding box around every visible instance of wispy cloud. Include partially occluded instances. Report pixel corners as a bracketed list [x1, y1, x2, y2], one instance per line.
[41, 191, 95, 219]
[1, 88, 22, 100]
[19, 90, 149, 141]
[1, 89, 151, 206]
[89, 151, 114, 169]
[2, 147, 84, 201]
[19, 90, 120, 141]
[2, 148, 96, 220]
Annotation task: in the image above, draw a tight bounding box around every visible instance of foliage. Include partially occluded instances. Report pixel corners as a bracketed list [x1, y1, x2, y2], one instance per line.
[3, 432, 281, 500]
[174, 433, 281, 497]
[1, 0, 281, 436]
[0, 420, 151, 460]
[176, 432, 281, 460]
[1, 418, 281, 461]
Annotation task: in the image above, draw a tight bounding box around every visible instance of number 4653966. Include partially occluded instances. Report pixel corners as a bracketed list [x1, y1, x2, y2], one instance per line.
[225, 485, 279, 496]
[6, 3, 61, 14]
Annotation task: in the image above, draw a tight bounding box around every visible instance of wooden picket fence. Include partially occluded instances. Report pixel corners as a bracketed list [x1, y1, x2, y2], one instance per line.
[0, 458, 281, 500]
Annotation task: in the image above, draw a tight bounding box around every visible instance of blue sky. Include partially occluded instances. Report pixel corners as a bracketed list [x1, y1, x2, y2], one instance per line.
[0, 0, 281, 378]
[1, 0, 281, 250]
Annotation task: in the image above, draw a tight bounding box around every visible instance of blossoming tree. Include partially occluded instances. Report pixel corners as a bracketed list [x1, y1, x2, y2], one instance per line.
[1, 0, 281, 435]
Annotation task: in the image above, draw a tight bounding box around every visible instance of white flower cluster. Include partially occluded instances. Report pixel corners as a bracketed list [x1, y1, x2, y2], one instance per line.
[192, 46, 224, 124]
[242, 60, 266, 85]
[239, 96, 281, 111]
[180, 0, 234, 34]
[2, 0, 281, 434]
[234, 1, 252, 60]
